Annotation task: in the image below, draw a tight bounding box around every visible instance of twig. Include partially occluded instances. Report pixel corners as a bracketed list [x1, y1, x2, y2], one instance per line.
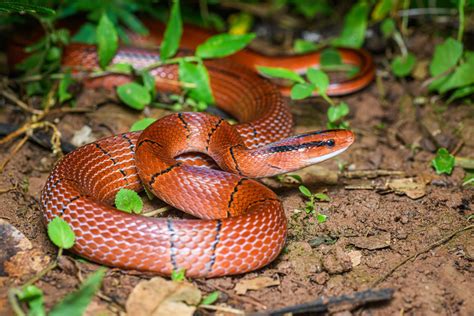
[372, 224, 474, 287]
[341, 170, 405, 179]
[199, 304, 245, 315]
[1, 90, 43, 115]
[142, 206, 172, 217]
[0, 134, 29, 173]
[251, 288, 395, 315]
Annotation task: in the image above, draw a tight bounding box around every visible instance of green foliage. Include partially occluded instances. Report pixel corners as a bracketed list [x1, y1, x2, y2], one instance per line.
[196, 33, 256, 59]
[332, 2, 369, 48]
[115, 189, 143, 214]
[293, 39, 319, 53]
[432, 148, 455, 175]
[171, 268, 186, 282]
[160, 0, 182, 60]
[307, 68, 329, 95]
[372, 0, 393, 21]
[179, 59, 214, 104]
[96, 13, 118, 69]
[391, 53, 416, 77]
[117, 82, 152, 110]
[257, 66, 304, 83]
[381, 18, 396, 38]
[47, 217, 75, 249]
[429, 38, 463, 77]
[321, 48, 342, 66]
[327, 102, 350, 129]
[200, 291, 220, 305]
[49, 269, 106, 316]
[291, 83, 314, 100]
[0, 1, 55, 15]
[463, 172, 474, 186]
[16, 285, 45, 316]
[130, 118, 156, 132]
[298, 185, 329, 222]
[58, 70, 73, 103]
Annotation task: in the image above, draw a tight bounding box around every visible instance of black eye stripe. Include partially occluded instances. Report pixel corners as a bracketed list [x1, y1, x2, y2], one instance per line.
[268, 139, 336, 153]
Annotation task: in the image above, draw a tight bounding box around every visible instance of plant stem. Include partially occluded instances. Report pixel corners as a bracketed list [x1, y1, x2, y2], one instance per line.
[457, 0, 465, 42]
[401, 0, 410, 35]
[142, 56, 200, 72]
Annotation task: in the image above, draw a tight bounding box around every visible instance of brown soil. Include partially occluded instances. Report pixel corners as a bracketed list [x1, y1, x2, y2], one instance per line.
[0, 30, 473, 315]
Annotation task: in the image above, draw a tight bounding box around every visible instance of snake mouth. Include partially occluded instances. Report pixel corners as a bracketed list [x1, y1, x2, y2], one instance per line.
[300, 129, 355, 164]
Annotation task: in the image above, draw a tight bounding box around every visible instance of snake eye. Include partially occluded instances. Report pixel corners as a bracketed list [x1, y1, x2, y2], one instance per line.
[326, 139, 335, 147]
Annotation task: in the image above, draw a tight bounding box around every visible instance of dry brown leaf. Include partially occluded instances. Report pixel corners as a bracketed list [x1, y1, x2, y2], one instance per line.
[126, 277, 201, 316]
[350, 232, 391, 250]
[234, 277, 280, 295]
[387, 177, 426, 199]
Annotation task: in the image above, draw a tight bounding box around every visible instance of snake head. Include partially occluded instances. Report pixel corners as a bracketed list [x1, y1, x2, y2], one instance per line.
[242, 129, 355, 177]
[295, 129, 355, 165]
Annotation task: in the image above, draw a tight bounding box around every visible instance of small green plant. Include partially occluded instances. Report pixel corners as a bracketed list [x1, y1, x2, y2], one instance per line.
[200, 291, 220, 306]
[298, 185, 330, 223]
[431, 148, 455, 175]
[171, 268, 186, 282]
[115, 188, 143, 214]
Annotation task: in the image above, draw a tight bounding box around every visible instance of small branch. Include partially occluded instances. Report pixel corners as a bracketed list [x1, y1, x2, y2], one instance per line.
[341, 170, 405, 179]
[199, 304, 245, 315]
[1, 90, 43, 115]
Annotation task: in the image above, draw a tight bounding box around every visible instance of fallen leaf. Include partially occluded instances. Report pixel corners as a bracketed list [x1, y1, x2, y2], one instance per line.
[234, 277, 280, 295]
[125, 277, 201, 316]
[350, 232, 391, 250]
[387, 177, 426, 199]
[0, 219, 50, 277]
[347, 250, 362, 267]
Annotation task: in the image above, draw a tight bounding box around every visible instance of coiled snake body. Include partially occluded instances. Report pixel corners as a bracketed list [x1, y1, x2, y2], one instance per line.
[39, 23, 368, 277]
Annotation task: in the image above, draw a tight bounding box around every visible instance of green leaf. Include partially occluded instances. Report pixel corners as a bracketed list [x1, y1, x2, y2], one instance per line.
[46, 47, 61, 62]
[117, 83, 151, 110]
[431, 148, 455, 175]
[316, 214, 327, 223]
[372, 0, 393, 21]
[307, 68, 329, 95]
[327, 102, 350, 123]
[171, 268, 186, 282]
[314, 193, 330, 201]
[0, 2, 55, 15]
[291, 83, 315, 100]
[332, 2, 369, 48]
[72, 23, 97, 44]
[463, 172, 474, 186]
[130, 118, 156, 132]
[381, 18, 396, 38]
[298, 185, 312, 198]
[293, 39, 319, 53]
[47, 217, 75, 249]
[429, 38, 463, 77]
[438, 57, 474, 93]
[321, 48, 342, 66]
[17, 285, 45, 316]
[447, 85, 474, 103]
[49, 268, 106, 316]
[200, 291, 220, 305]
[160, 0, 182, 60]
[107, 63, 133, 74]
[196, 33, 256, 59]
[179, 59, 214, 104]
[391, 53, 416, 77]
[96, 13, 118, 69]
[115, 189, 143, 214]
[58, 70, 73, 103]
[257, 66, 305, 83]
[141, 71, 156, 98]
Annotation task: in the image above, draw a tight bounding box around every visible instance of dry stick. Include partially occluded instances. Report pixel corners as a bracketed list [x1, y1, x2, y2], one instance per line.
[341, 170, 405, 179]
[372, 224, 474, 287]
[1, 90, 43, 115]
[0, 134, 29, 172]
[199, 304, 245, 315]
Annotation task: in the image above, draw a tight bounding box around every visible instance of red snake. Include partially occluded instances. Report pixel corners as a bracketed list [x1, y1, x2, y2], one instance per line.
[37, 21, 371, 277]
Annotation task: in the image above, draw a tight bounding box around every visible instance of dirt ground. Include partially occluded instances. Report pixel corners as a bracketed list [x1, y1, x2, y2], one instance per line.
[0, 29, 473, 315]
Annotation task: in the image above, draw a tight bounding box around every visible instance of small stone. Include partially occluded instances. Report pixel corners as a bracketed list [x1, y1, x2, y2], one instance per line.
[400, 215, 409, 224]
[312, 272, 329, 285]
[322, 247, 353, 274]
